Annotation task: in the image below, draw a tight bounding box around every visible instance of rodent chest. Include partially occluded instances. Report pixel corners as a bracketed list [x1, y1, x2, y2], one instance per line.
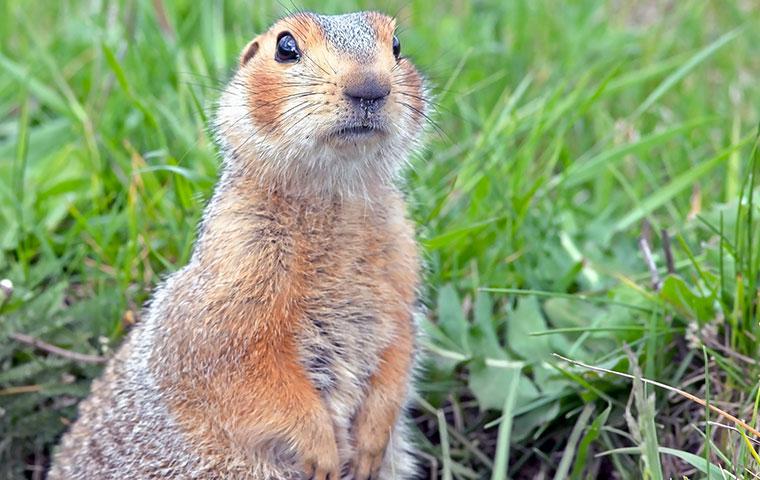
[296, 292, 395, 395]
[295, 250, 408, 395]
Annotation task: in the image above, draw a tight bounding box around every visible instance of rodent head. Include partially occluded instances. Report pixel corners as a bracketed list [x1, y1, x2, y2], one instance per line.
[216, 11, 430, 198]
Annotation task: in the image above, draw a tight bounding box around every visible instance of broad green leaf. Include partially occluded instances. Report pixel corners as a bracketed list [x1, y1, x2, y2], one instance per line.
[468, 359, 537, 411]
[660, 275, 715, 323]
[470, 291, 507, 359]
[436, 284, 470, 354]
[506, 296, 551, 361]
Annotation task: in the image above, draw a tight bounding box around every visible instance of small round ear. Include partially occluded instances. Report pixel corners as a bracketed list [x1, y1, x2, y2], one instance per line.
[239, 39, 260, 67]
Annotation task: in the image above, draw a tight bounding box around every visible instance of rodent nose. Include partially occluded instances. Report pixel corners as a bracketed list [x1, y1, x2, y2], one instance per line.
[344, 79, 390, 112]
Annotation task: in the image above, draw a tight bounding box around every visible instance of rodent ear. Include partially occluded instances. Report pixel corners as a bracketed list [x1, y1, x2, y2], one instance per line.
[239, 39, 260, 67]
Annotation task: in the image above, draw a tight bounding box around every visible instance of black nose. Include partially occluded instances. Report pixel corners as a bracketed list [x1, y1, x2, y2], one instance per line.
[344, 79, 390, 113]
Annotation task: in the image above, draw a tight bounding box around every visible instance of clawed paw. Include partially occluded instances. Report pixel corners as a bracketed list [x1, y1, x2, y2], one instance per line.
[350, 449, 385, 480]
[303, 460, 340, 480]
[300, 438, 340, 480]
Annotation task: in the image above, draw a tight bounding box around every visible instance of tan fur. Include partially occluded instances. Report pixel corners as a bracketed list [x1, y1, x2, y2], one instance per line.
[50, 10, 429, 480]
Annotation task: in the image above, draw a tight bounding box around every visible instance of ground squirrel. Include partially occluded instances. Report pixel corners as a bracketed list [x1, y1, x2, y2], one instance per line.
[49, 10, 429, 480]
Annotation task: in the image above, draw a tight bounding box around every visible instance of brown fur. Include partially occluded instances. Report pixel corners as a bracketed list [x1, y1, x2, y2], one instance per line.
[50, 10, 429, 480]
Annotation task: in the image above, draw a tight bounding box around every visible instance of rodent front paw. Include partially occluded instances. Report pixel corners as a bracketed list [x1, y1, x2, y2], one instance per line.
[351, 448, 385, 480]
[303, 463, 340, 480]
[301, 443, 340, 480]
[350, 415, 389, 480]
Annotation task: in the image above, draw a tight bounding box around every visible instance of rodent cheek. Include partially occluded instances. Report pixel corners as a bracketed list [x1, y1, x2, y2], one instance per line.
[247, 70, 288, 135]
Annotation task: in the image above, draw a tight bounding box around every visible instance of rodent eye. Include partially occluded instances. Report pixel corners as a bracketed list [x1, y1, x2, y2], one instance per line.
[392, 35, 401, 60]
[275, 32, 300, 63]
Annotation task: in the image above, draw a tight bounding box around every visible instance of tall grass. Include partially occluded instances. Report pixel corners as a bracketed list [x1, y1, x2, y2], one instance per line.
[1, 0, 759, 478]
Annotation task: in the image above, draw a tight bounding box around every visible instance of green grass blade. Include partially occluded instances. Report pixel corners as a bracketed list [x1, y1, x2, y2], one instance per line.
[553, 403, 595, 480]
[614, 134, 754, 232]
[490, 364, 522, 480]
[562, 119, 712, 189]
[632, 28, 741, 117]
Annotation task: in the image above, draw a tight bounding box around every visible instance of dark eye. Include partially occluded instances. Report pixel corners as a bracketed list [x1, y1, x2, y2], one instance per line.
[275, 32, 300, 63]
[392, 35, 401, 59]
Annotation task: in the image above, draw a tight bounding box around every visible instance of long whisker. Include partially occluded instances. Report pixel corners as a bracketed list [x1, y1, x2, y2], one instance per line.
[230, 100, 318, 160]
[395, 99, 448, 142]
[395, 91, 442, 110]
[181, 81, 237, 94]
[218, 91, 324, 110]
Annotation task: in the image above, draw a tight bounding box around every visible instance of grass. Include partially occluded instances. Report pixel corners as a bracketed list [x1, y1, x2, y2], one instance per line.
[1, 0, 759, 478]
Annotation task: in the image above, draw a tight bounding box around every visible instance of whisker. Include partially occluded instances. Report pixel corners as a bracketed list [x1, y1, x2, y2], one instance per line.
[302, 50, 336, 78]
[180, 81, 236, 94]
[215, 109, 254, 142]
[392, 81, 457, 96]
[230, 100, 318, 160]
[395, 91, 442, 109]
[217, 91, 324, 110]
[284, 102, 323, 134]
[264, 81, 330, 88]
[395, 99, 449, 142]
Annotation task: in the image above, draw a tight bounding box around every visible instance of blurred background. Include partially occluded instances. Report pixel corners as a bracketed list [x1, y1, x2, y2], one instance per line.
[1, 0, 759, 478]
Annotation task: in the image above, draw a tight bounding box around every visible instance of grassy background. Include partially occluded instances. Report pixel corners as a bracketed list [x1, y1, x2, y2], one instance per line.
[1, 0, 759, 478]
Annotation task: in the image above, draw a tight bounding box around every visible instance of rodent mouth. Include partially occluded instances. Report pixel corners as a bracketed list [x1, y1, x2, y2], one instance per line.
[329, 125, 386, 142]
